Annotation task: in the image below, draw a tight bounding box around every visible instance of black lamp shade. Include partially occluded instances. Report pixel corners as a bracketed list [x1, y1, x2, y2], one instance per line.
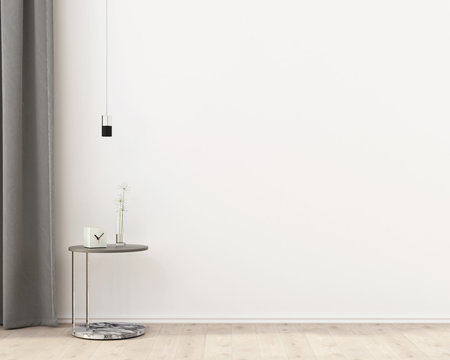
[102, 125, 112, 137]
[101, 115, 112, 137]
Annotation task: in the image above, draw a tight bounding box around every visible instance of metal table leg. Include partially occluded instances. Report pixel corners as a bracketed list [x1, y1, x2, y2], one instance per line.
[86, 253, 89, 327]
[72, 251, 75, 333]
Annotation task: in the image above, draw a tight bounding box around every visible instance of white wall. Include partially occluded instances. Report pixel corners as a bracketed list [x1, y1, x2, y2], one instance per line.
[54, 0, 450, 321]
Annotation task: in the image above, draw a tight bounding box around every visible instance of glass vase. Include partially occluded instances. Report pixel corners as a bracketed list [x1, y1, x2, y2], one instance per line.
[116, 210, 125, 246]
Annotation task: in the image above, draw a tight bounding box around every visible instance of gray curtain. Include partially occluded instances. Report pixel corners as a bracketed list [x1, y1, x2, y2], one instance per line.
[0, 0, 56, 329]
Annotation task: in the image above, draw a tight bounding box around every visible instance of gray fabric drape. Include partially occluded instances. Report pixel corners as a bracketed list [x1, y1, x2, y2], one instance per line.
[0, 0, 56, 329]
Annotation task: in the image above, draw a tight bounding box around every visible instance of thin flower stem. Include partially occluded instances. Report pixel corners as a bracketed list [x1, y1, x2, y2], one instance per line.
[121, 188, 125, 240]
[116, 184, 128, 244]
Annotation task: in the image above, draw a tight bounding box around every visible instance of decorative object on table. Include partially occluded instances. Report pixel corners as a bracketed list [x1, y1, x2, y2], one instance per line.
[101, 0, 112, 137]
[83, 227, 107, 248]
[116, 183, 129, 246]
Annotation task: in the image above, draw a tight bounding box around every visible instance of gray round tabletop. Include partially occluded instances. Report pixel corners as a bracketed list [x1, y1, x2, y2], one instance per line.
[68, 244, 148, 253]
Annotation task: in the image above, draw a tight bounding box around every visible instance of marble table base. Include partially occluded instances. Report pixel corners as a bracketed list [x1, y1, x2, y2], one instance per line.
[72, 322, 146, 340]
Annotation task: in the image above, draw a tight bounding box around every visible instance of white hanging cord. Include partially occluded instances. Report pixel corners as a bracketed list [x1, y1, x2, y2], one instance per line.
[105, 0, 109, 115]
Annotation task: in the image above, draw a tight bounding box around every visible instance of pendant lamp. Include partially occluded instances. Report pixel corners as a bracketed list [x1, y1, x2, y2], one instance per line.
[102, 0, 112, 137]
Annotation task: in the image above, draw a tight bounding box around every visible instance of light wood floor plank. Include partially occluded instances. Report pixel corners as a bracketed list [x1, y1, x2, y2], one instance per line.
[423, 324, 450, 360]
[357, 324, 430, 360]
[0, 326, 72, 360]
[204, 324, 232, 360]
[174, 323, 207, 360]
[0, 326, 50, 360]
[301, 324, 347, 360]
[31, 326, 72, 360]
[59, 334, 102, 360]
[277, 324, 316, 360]
[351, 325, 399, 360]
[394, 324, 450, 359]
[148, 323, 182, 360]
[232, 324, 261, 360]
[119, 324, 161, 360]
[0, 326, 11, 340]
[90, 337, 126, 360]
[256, 324, 287, 360]
[327, 324, 377, 360]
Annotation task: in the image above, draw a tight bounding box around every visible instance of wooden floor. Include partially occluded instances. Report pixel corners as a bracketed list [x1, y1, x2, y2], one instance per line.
[1, 323, 450, 359]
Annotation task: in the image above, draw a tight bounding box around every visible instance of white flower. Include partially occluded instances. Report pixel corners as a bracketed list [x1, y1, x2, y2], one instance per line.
[116, 182, 129, 213]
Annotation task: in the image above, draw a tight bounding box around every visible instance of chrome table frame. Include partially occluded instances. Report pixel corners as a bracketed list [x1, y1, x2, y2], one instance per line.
[69, 244, 148, 340]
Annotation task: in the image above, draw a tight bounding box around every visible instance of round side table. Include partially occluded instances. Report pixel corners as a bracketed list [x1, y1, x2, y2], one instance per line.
[68, 244, 148, 340]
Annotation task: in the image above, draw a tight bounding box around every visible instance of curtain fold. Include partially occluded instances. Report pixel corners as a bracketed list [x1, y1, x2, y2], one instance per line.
[0, 0, 56, 329]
